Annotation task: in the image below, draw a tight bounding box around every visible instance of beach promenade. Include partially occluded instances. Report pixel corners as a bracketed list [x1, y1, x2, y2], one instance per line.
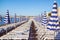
[0, 19, 60, 40]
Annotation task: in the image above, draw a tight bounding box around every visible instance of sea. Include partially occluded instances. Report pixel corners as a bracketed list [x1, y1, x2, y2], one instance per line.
[0, 18, 19, 26]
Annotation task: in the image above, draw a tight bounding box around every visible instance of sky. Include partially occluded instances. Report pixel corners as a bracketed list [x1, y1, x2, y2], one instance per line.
[0, 0, 60, 16]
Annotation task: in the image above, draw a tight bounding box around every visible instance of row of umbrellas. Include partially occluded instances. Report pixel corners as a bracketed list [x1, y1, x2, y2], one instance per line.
[4, 10, 28, 24]
[47, 1, 59, 30]
[35, 1, 60, 31]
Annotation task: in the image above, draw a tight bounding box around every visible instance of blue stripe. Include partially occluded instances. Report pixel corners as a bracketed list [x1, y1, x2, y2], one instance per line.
[42, 18, 47, 19]
[42, 22, 47, 23]
[53, 7, 57, 9]
[7, 12, 9, 13]
[52, 11, 57, 13]
[4, 20, 6, 21]
[49, 20, 58, 22]
[6, 14, 8, 15]
[48, 24, 59, 26]
[47, 27, 60, 30]
[42, 23, 47, 25]
[51, 16, 58, 18]
[54, 3, 57, 5]
[42, 19, 47, 22]
[42, 22, 47, 24]
[42, 19, 47, 21]
[42, 23, 47, 24]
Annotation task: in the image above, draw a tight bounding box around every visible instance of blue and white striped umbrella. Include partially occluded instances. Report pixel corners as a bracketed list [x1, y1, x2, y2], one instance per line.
[4, 10, 10, 24]
[47, 1, 60, 30]
[41, 11, 47, 26]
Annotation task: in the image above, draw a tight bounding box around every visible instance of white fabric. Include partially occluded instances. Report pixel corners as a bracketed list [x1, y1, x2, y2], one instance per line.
[52, 9, 57, 12]
[53, 5, 57, 7]
[51, 13, 58, 16]
[48, 22, 59, 24]
[50, 17, 58, 20]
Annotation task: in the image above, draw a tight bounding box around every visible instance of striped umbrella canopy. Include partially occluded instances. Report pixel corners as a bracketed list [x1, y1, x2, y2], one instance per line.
[47, 1, 60, 30]
[41, 11, 47, 26]
[4, 10, 10, 24]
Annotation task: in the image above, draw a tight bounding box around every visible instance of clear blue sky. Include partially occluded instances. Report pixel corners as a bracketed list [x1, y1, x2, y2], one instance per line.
[0, 0, 60, 16]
